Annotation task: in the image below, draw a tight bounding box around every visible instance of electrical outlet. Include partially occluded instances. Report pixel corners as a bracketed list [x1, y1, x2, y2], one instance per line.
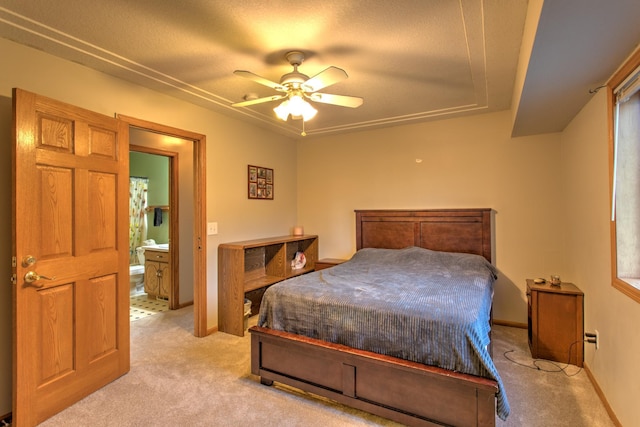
[585, 331, 599, 349]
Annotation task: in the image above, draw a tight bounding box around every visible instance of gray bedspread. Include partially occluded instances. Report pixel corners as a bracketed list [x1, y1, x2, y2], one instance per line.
[258, 246, 510, 420]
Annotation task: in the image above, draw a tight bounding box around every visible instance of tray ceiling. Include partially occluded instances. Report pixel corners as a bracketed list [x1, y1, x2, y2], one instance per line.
[1, 1, 639, 138]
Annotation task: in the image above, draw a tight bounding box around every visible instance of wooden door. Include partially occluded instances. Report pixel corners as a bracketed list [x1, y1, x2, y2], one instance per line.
[12, 89, 130, 426]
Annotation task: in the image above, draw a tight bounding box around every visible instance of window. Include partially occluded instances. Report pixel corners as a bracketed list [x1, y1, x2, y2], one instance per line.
[609, 48, 640, 303]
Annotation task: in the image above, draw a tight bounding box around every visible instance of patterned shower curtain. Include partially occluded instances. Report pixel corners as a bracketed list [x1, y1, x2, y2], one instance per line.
[129, 177, 149, 264]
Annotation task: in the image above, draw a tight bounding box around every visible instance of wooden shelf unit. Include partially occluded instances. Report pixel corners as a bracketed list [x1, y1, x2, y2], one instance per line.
[218, 235, 318, 336]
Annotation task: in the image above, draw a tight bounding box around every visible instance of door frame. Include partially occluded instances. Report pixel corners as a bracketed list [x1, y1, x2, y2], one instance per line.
[119, 115, 207, 337]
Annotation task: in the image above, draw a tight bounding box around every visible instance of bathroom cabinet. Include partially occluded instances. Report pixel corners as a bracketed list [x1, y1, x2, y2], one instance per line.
[144, 249, 171, 300]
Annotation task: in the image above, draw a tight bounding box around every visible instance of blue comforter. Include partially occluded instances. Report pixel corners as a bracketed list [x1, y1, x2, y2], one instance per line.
[258, 246, 510, 420]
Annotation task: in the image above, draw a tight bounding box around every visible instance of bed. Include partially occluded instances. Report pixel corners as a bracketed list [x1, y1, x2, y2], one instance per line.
[249, 209, 507, 426]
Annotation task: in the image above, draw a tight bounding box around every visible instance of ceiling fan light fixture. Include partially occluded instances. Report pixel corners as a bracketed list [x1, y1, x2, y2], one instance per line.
[235, 50, 361, 125]
[273, 99, 291, 120]
[303, 104, 318, 121]
[273, 94, 317, 121]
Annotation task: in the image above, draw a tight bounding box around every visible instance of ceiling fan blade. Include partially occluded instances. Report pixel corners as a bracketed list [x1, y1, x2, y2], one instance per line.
[303, 66, 348, 92]
[232, 94, 286, 107]
[233, 70, 285, 91]
[309, 92, 364, 108]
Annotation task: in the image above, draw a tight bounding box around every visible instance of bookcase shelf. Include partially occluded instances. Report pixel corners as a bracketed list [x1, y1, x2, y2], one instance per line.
[218, 234, 318, 336]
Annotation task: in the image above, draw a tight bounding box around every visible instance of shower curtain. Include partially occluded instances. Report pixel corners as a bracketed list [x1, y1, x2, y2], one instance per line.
[129, 177, 149, 264]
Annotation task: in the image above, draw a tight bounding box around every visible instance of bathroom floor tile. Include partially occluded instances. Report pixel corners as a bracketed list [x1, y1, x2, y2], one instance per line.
[130, 294, 169, 321]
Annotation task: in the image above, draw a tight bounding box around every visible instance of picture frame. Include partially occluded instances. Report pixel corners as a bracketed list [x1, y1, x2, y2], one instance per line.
[248, 165, 274, 199]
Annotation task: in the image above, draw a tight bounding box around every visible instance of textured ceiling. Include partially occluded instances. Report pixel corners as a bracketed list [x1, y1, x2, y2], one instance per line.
[1, 1, 639, 138]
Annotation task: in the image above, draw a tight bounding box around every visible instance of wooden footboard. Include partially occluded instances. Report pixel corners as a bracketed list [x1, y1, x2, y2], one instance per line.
[250, 326, 497, 427]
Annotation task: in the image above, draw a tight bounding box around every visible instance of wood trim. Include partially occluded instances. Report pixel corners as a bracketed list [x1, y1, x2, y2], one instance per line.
[606, 47, 640, 304]
[612, 278, 640, 303]
[119, 115, 208, 336]
[583, 362, 622, 427]
[177, 301, 194, 309]
[607, 47, 640, 89]
[193, 132, 207, 337]
[118, 114, 206, 141]
[170, 153, 180, 309]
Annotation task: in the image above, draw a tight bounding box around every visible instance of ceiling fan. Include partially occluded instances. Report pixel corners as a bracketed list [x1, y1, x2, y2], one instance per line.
[232, 51, 363, 122]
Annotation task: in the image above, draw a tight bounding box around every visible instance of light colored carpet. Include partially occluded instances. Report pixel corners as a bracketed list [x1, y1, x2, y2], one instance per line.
[493, 326, 613, 426]
[39, 306, 613, 426]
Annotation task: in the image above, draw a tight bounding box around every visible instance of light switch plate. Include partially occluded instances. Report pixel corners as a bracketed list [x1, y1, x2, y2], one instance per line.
[207, 222, 218, 235]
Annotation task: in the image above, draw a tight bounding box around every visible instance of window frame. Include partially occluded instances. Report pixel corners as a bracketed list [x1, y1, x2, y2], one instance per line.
[608, 48, 640, 303]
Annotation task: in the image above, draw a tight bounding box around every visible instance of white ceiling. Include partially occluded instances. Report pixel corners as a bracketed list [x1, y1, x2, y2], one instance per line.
[0, 1, 639, 138]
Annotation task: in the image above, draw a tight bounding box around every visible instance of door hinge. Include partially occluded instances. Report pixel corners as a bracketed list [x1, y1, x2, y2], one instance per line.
[11, 257, 17, 285]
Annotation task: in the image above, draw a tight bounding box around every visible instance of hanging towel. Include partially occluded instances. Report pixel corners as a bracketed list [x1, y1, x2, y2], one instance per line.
[153, 207, 163, 226]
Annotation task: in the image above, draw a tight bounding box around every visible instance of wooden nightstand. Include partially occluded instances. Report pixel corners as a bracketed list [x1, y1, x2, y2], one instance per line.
[315, 258, 347, 271]
[527, 279, 584, 367]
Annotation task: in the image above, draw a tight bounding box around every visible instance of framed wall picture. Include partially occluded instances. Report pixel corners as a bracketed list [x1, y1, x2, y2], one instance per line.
[248, 165, 274, 199]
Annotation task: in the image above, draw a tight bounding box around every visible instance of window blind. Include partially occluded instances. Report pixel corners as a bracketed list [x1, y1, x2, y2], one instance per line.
[615, 65, 640, 102]
[612, 65, 640, 220]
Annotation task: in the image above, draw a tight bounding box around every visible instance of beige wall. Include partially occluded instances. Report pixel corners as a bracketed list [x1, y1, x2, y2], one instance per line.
[561, 89, 640, 426]
[297, 111, 564, 323]
[0, 38, 298, 415]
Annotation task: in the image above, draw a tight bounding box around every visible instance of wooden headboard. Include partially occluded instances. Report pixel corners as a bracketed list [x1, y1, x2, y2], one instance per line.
[355, 209, 493, 263]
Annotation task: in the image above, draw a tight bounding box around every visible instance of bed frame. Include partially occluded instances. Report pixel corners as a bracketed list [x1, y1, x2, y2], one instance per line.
[249, 209, 497, 427]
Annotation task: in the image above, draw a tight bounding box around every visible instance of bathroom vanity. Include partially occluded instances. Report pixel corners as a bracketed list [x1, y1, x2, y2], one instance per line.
[144, 248, 171, 300]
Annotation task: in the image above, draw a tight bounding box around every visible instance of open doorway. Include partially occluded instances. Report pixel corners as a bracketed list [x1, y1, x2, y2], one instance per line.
[120, 115, 207, 337]
[129, 147, 173, 321]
